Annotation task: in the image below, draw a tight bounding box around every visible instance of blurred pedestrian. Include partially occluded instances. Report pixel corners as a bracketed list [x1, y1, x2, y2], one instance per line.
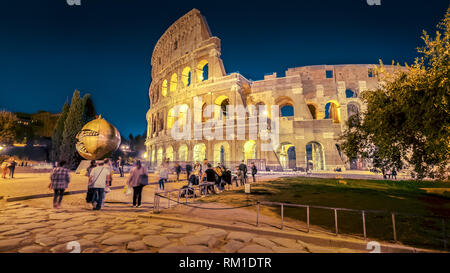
[117, 156, 125, 177]
[185, 163, 192, 180]
[127, 160, 148, 208]
[175, 163, 182, 182]
[49, 160, 70, 209]
[251, 162, 257, 182]
[157, 162, 169, 191]
[1, 160, 8, 179]
[239, 160, 248, 184]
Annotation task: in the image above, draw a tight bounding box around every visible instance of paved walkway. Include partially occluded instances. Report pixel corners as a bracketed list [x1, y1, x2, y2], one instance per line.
[0, 172, 377, 253]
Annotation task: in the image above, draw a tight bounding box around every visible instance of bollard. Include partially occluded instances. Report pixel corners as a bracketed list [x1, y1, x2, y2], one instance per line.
[281, 204, 284, 230]
[177, 189, 180, 204]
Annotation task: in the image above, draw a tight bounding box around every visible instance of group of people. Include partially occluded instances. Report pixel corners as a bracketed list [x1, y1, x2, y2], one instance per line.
[48, 158, 148, 210]
[1, 157, 17, 179]
[47, 157, 259, 209]
[171, 159, 258, 195]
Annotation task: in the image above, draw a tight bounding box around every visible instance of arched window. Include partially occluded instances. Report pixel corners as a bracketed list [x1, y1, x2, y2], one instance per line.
[306, 142, 325, 170]
[197, 60, 209, 82]
[161, 79, 168, 97]
[167, 108, 175, 129]
[280, 105, 294, 117]
[307, 104, 317, 119]
[215, 95, 229, 118]
[170, 73, 177, 93]
[244, 140, 257, 161]
[347, 103, 360, 117]
[181, 67, 191, 87]
[325, 101, 340, 123]
[345, 89, 357, 98]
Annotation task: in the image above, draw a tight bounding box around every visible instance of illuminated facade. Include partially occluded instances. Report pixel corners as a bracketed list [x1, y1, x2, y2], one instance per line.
[145, 9, 383, 171]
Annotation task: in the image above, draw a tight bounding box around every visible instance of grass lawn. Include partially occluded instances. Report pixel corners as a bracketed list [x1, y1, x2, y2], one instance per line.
[199, 176, 450, 250]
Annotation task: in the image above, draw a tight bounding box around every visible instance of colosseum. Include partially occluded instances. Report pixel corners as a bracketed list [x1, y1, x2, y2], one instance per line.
[145, 9, 382, 171]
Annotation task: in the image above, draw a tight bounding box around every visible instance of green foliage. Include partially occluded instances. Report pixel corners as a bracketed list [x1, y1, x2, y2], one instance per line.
[60, 90, 84, 168]
[51, 99, 69, 161]
[0, 110, 18, 144]
[340, 9, 450, 180]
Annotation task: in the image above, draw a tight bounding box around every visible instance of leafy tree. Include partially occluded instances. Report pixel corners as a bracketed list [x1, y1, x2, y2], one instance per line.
[60, 90, 84, 168]
[0, 110, 18, 144]
[340, 9, 450, 180]
[51, 99, 69, 161]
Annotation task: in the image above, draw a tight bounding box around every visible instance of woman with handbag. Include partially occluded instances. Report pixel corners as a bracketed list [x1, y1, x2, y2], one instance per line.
[127, 160, 148, 208]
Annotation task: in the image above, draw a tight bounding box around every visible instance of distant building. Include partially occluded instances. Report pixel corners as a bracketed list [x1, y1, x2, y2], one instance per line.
[15, 111, 61, 138]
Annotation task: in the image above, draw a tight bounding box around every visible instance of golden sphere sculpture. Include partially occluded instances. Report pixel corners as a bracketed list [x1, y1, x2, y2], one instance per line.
[75, 117, 121, 160]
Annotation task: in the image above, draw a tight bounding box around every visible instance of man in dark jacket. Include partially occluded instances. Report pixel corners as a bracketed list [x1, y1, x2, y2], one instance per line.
[185, 163, 192, 180]
[238, 160, 248, 184]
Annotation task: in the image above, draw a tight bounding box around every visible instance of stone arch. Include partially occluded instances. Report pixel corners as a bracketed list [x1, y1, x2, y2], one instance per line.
[279, 142, 296, 169]
[244, 140, 257, 162]
[157, 147, 164, 166]
[197, 60, 209, 82]
[325, 100, 341, 123]
[178, 144, 188, 162]
[214, 95, 230, 118]
[162, 79, 168, 97]
[167, 108, 175, 129]
[193, 143, 206, 163]
[181, 66, 191, 87]
[306, 141, 325, 170]
[213, 142, 230, 166]
[170, 73, 178, 93]
[347, 102, 360, 118]
[275, 96, 294, 117]
[166, 146, 174, 162]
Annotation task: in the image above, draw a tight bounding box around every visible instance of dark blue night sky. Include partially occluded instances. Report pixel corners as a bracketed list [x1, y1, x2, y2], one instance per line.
[0, 0, 448, 137]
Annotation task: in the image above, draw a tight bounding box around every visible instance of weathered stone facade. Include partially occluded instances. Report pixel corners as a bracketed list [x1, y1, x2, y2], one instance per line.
[145, 9, 384, 171]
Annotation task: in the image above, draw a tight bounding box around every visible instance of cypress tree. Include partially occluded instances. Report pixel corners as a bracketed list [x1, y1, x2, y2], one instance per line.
[82, 94, 97, 123]
[60, 90, 84, 168]
[51, 99, 69, 162]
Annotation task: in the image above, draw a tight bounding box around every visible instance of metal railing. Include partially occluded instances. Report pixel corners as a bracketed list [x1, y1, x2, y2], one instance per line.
[255, 201, 449, 249]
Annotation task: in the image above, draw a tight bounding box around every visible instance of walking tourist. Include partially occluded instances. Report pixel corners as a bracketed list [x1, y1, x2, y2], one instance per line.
[85, 160, 97, 205]
[185, 163, 192, 180]
[251, 162, 257, 182]
[175, 163, 182, 182]
[239, 160, 248, 184]
[117, 156, 125, 177]
[201, 159, 208, 178]
[8, 158, 16, 178]
[391, 168, 397, 180]
[89, 160, 110, 211]
[127, 160, 148, 208]
[157, 162, 169, 191]
[49, 160, 70, 209]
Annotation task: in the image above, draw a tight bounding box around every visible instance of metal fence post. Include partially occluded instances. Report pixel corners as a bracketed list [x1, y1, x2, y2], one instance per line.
[392, 213, 397, 242]
[185, 188, 188, 204]
[307, 206, 310, 233]
[442, 218, 447, 250]
[177, 189, 180, 204]
[256, 202, 260, 227]
[281, 203, 284, 230]
[334, 209, 338, 235]
[362, 211, 367, 240]
[168, 191, 171, 208]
